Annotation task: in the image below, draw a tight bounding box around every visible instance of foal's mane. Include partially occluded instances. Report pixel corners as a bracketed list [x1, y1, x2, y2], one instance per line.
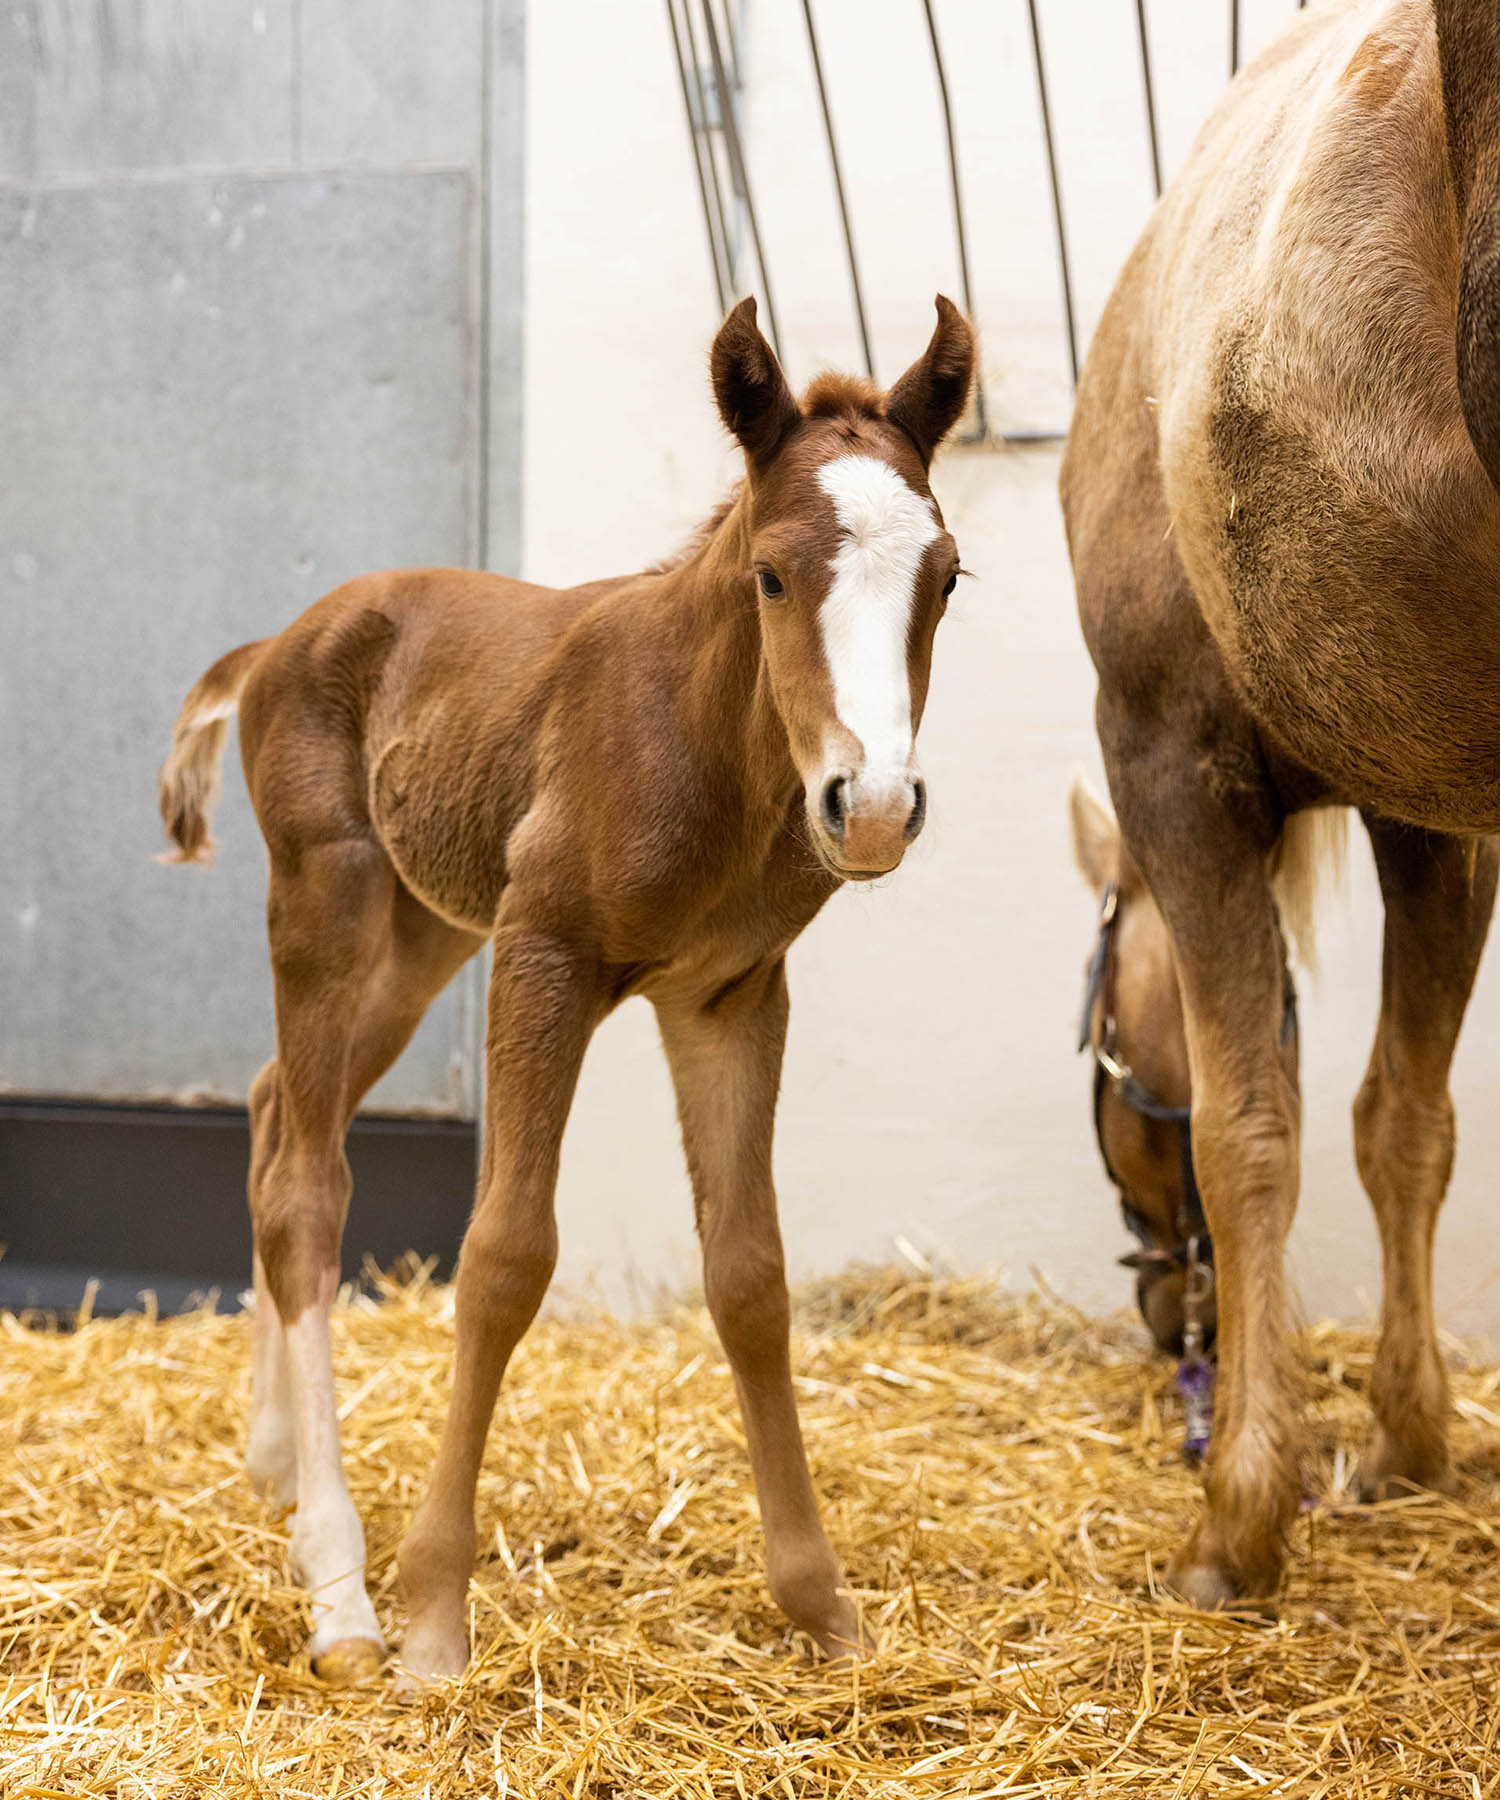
[647, 491, 744, 575]
[801, 371, 882, 423]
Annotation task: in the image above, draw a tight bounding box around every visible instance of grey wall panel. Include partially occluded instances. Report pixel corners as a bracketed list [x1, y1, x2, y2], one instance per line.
[299, 0, 483, 168]
[0, 0, 294, 179]
[485, 0, 525, 578]
[1, 170, 481, 1113]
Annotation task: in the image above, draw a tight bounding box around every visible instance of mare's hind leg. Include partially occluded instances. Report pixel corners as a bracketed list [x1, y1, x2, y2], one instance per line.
[1104, 723, 1299, 1607]
[1354, 819, 1497, 1498]
[255, 842, 480, 1678]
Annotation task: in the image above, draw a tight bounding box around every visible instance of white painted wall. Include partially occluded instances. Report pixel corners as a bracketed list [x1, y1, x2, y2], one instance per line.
[524, 0, 1500, 1342]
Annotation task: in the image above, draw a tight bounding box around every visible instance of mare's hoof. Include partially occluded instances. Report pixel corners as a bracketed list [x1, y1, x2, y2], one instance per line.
[1354, 1440, 1451, 1504]
[312, 1636, 385, 1684]
[1165, 1552, 1276, 1618]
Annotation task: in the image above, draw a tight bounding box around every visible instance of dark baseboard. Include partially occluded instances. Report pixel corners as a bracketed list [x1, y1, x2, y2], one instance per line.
[0, 1098, 478, 1316]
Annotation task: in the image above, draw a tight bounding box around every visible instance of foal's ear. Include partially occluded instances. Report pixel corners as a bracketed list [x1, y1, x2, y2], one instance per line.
[711, 296, 800, 468]
[1068, 773, 1119, 893]
[884, 295, 976, 464]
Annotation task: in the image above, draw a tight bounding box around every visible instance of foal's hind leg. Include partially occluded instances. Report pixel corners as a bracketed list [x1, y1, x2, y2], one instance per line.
[246, 1062, 296, 1508]
[657, 962, 867, 1658]
[1353, 820, 1497, 1499]
[255, 843, 480, 1677]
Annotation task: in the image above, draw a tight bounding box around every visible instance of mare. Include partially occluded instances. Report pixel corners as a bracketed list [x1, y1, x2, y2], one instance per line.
[159, 296, 974, 1682]
[1061, 0, 1500, 1609]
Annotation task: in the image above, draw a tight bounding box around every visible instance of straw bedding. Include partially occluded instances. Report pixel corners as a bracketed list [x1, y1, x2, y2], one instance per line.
[4, 1261, 1499, 1797]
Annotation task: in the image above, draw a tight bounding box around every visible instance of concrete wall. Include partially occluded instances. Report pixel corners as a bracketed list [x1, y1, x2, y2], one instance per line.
[525, 0, 1500, 1344]
[1, 0, 523, 1114]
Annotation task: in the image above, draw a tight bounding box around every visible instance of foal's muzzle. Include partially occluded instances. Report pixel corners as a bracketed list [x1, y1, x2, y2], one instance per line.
[813, 770, 926, 876]
[1135, 1263, 1220, 1359]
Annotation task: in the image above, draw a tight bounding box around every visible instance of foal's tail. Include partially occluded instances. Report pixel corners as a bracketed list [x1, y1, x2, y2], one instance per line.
[157, 639, 269, 864]
[1272, 807, 1349, 975]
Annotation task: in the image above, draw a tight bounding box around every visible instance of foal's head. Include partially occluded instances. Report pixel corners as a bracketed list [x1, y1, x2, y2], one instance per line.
[1069, 777, 1216, 1356]
[710, 296, 975, 878]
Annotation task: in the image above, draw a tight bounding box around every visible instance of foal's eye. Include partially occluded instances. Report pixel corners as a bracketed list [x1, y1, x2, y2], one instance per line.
[941, 572, 958, 600]
[758, 569, 784, 599]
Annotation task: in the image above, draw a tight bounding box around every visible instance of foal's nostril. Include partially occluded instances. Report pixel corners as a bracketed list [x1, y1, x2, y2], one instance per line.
[820, 775, 848, 839]
[905, 779, 927, 842]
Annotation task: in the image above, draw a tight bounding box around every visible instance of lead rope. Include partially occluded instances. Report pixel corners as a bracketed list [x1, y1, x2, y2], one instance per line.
[1175, 1234, 1215, 1465]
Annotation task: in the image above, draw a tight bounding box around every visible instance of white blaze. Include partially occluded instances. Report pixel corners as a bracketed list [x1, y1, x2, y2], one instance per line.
[815, 454, 939, 789]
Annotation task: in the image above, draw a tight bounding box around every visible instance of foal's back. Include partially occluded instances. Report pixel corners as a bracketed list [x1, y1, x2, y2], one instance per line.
[1065, 0, 1500, 830]
[237, 567, 612, 930]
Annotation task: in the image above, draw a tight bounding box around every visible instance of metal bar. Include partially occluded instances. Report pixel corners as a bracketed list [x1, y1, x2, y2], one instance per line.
[686, 0, 744, 291]
[668, 0, 732, 313]
[715, 0, 743, 92]
[1135, 0, 1162, 200]
[1025, 0, 1080, 387]
[920, 0, 987, 436]
[700, 0, 784, 360]
[1230, 0, 1240, 77]
[801, 0, 874, 378]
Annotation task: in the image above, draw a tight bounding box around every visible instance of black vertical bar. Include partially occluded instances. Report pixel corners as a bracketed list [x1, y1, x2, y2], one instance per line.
[701, 0, 783, 360]
[920, 0, 986, 437]
[1135, 0, 1162, 200]
[666, 0, 730, 315]
[1230, 0, 1240, 76]
[801, 0, 875, 378]
[1026, 0, 1079, 387]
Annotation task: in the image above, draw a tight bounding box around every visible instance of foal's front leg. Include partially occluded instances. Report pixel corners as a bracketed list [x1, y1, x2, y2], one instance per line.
[397, 924, 599, 1683]
[656, 961, 868, 1657]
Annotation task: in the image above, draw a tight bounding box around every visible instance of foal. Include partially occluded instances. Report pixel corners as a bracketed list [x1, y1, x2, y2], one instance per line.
[159, 296, 974, 1682]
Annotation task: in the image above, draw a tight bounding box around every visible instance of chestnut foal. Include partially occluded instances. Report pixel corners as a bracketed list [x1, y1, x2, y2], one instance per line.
[1062, 0, 1500, 1610]
[159, 296, 974, 1682]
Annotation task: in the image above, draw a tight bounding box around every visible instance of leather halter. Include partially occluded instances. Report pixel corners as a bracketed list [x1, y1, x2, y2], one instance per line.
[1078, 882, 1299, 1274]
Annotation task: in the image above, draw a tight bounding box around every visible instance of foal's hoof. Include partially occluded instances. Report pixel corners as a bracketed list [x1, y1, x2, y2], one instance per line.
[396, 1616, 470, 1691]
[312, 1636, 385, 1684]
[804, 1597, 875, 1661]
[245, 1432, 297, 1512]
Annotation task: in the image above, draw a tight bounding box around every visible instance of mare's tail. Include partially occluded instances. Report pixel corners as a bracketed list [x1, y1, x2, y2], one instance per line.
[1272, 808, 1349, 975]
[157, 640, 269, 864]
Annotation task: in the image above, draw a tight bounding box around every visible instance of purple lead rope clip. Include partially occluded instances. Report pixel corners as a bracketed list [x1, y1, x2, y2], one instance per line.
[1176, 1236, 1215, 1466]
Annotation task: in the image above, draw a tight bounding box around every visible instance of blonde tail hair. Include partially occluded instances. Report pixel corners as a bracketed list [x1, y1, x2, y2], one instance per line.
[1272, 807, 1349, 974]
[157, 640, 268, 863]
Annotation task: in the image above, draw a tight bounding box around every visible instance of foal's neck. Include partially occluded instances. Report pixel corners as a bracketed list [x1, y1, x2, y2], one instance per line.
[654, 487, 800, 823]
